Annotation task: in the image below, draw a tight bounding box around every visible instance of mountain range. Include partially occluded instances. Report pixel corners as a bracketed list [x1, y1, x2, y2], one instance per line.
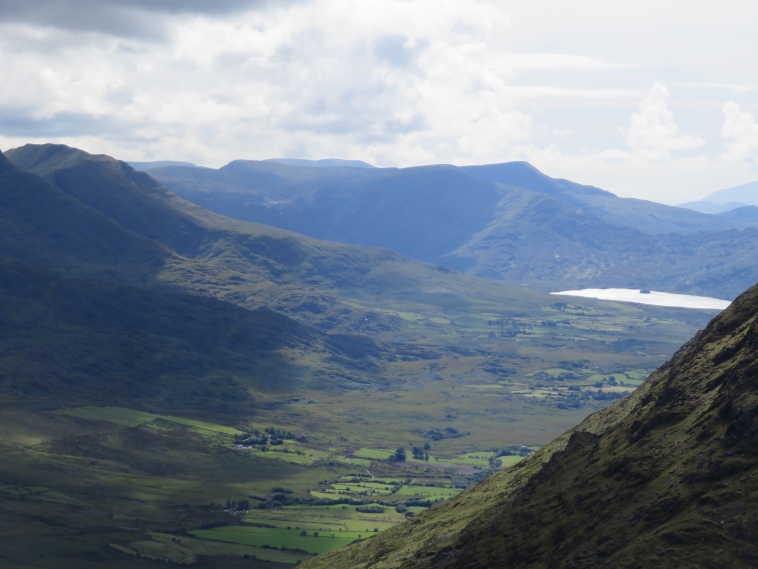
[143, 158, 758, 299]
[1, 142, 754, 568]
[4, 143, 716, 418]
[4, 144, 503, 333]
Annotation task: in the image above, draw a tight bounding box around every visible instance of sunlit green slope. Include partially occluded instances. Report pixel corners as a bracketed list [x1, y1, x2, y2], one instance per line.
[306, 281, 758, 568]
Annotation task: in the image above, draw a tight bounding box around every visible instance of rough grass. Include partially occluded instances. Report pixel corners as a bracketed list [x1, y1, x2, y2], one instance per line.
[191, 526, 362, 554]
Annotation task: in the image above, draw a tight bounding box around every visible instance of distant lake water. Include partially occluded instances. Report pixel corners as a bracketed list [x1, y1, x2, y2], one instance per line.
[551, 288, 731, 310]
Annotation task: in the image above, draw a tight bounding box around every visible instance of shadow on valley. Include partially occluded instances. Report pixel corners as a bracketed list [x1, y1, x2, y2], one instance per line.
[0, 257, 353, 417]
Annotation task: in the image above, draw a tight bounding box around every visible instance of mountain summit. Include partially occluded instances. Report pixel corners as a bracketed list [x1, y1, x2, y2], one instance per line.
[306, 280, 758, 568]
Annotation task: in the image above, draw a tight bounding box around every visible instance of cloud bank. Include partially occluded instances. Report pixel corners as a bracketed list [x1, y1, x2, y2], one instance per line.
[0, 0, 756, 203]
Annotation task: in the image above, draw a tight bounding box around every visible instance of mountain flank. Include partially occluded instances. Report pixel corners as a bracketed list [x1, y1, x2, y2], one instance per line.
[0, 145, 424, 418]
[305, 280, 758, 568]
[147, 157, 758, 299]
[4, 144, 476, 331]
[0, 147, 170, 281]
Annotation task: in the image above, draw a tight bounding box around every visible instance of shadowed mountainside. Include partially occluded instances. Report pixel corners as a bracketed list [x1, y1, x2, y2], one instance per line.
[0, 257, 384, 417]
[3, 144, 484, 331]
[0, 149, 169, 281]
[145, 157, 758, 299]
[305, 280, 758, 568]
[0, 146, 430, 418]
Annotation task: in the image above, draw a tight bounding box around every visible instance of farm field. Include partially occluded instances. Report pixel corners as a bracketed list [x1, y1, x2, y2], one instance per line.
[0, 292, 718, 568]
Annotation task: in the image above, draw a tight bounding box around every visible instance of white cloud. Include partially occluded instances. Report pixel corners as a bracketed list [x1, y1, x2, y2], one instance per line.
[505, 53, 638, 71]
[721, 102, 758, 163]
[624, 83, 704, 159]
[681, 82, 754, 95]
[510, 143, 755, 205]
[0, 0, 757, 203]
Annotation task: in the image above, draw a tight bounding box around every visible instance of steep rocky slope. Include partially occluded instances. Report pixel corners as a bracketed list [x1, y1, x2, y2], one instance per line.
[306, 281, 758, 568]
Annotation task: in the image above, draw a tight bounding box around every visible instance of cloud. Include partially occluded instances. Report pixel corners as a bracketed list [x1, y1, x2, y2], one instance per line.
[0, 108, 125, 137]
[373, 35, 428, 69]
[681, 82, 754, 94]
[721, 102, 758, 163]
[0, 0, 756, 206]
[0, 0, 293, 38]
[625, 83, 704, 159]
[505, 53, 638, 71]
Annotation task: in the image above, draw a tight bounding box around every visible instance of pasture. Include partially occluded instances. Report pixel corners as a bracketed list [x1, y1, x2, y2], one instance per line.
[0, 291, 718, 567]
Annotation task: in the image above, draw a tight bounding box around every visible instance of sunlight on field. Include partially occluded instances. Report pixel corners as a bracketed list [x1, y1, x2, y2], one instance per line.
[53, 406, 244, 435]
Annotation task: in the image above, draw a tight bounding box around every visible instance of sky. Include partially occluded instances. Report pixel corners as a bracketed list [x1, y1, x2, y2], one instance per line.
[0, 0, 756, 204]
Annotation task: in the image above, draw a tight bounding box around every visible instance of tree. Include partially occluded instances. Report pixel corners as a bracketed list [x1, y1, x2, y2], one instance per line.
[394, 447, 406, 462]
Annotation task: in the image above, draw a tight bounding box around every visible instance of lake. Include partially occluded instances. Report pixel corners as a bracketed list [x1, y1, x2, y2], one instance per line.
[550, 288, 731, 310]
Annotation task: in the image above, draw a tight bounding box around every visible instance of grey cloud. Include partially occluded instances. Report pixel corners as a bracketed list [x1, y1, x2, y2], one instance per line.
[0, 0, 304, 38]
[0, 107, 139, 139]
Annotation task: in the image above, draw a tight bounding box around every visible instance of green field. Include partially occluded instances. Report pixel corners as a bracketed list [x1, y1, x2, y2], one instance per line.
[0, 290, 716, 567]
[191, 526, 365, 554]
[53, 406, 245, 435]
[395, 485, 460, 498]
[353, 448, 395, 460]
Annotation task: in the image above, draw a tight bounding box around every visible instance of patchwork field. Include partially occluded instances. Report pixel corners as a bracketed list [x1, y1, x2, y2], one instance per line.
[0, 292, 717, 568]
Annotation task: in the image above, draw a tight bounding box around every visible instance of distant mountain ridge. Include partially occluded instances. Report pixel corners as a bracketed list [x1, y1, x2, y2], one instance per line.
[678, 179, 758, 214]
[147, 156, 758, 299]
[703, 179, 758, 205]
[677, 200, 748, 214]
[266, 157, 375, 169]
[129, 160, 199, 170]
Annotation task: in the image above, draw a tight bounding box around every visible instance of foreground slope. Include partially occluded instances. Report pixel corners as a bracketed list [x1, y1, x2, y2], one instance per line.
[307, 280, 758, 568]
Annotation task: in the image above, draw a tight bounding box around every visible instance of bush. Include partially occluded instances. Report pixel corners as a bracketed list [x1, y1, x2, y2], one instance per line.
[355, 506, 384, 514]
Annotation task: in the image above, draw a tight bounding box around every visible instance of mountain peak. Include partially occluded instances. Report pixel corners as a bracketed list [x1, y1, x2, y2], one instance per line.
[461, 160, 613, 198]
[703, 180, 758, 206]
[0, 148, 13, 173]
[5, 143, 111, 177]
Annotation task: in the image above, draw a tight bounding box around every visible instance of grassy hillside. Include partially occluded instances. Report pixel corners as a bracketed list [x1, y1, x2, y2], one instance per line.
[304, 281, 758, 568]
[0, 257, 395, 419]
[0, 149, 169, 282]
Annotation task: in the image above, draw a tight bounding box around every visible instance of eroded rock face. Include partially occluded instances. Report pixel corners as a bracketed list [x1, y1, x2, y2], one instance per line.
[306, 283, 758, 569]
